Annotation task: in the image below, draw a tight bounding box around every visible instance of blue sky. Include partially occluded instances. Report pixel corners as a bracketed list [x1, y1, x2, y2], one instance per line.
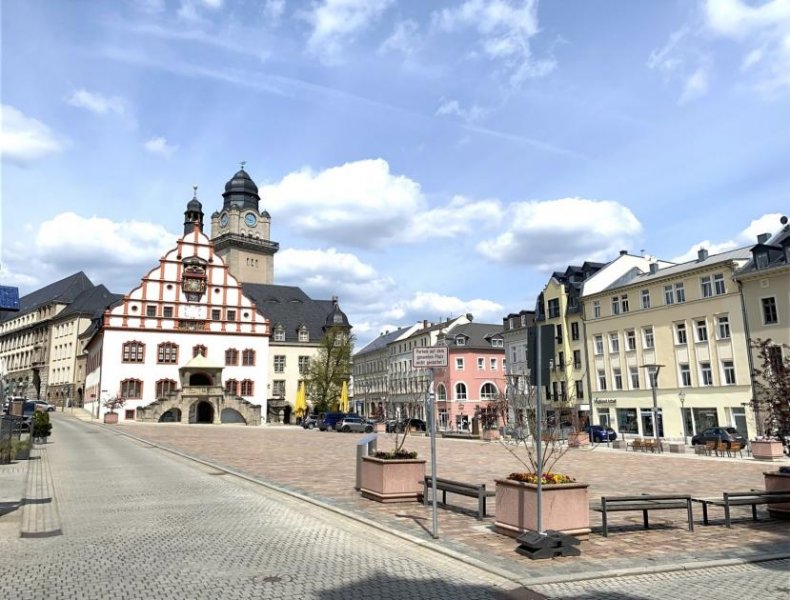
[1, 0, 788, 347]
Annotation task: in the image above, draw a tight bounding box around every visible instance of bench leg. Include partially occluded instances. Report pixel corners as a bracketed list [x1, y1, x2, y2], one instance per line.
[643, 509, 649, 529]
[442, 490, 447, 506]
[478, 490, 484, 520]
[687, 500, 694, 532]
[601, 509, 608, 537]
[752, 503, 757, 521]
[724, 501, 731, 528]
[702, 502, 709, 525]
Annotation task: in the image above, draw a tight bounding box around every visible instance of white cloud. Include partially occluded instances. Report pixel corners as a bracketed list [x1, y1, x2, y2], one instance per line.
[477, 197, 643, 268]
[144, 136, 178, 158]
[66, 89, 126, 117]
[670, 212, 785, 262]
[384, 291, 504, 325]
[378, 19, 420, 55]
[0, 105, 65, 166]
[264, 0, 285, 22]
[434, 0, 554, 87]
[647, 27, 689, 75]
[178, 0, 224, 21]
[435, 98, 489, 123]
[303, 0, 394, 61]
[405, 195, 503, 242]
[678, 67, 710, 104]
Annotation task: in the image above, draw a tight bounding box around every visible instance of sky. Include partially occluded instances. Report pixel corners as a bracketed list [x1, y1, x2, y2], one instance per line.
[1, 0, 789, 349]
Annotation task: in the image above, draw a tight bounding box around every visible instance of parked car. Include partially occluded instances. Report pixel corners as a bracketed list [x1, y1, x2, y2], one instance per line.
[586, 425, 617, 443]
[691, 427, 747, 448]
[319, 412, 359, 431]
[32, 400, 56, 412]
[302, 415, 320, 429]
[386, 418, 426, 433]
[335, 416, 374, 433]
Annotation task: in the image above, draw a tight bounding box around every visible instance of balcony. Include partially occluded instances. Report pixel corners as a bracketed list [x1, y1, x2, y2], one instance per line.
[181, 385, 223, 396]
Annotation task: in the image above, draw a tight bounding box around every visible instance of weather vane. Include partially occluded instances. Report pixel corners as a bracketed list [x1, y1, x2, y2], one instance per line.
[240, 160, 246, 171]
[192, 184, 198, 198]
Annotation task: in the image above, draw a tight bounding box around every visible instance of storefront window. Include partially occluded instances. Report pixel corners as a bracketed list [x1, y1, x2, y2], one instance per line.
[597, 407, 611, 427]
[693, 408, 719, 431]
[617, 408, 638, 434]
[641, 408, 664, 437]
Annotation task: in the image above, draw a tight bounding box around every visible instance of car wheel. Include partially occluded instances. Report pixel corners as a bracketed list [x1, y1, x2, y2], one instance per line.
[307, 423, 315, 429]
[364, 426, 373, 433]
[342, 425, 350, 432]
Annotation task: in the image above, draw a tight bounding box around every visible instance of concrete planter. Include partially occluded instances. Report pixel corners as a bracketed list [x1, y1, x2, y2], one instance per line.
[612, 440, 627, 450]
[482, 429, 501, 441]
[103, 412, 119, 424]
[764, 471, 790, 519]
[567, 432, 590, 447]
[751, 440, 785, 461]
[373, 422, 386, 433]
[494, 478, 591, 539]
[360, 456, 426, 503]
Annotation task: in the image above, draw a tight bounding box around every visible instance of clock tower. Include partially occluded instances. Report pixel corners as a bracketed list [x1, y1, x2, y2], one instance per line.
[210, 164, 279, 284]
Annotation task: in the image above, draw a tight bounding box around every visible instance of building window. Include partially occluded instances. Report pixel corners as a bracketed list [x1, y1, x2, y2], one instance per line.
[594, 335, 604, 355]
[455, 357, 464, 370]
[477, 357, 484, 370]
[227, 309, 236, 322]
[696, 320, 708, 342]
[520, 314, 527, 326]
[274, 355, 286, 373]
[676, 323, 687, 345]
[120, 379, 142, 399]
[722, 360, 736, 385]
[555, 324, 563, 343]
[573, 349, 581, 369]
[211, 309, 221, 321]
[626, 330, 636, 351]
[225, 379, 238, 395]
[713, 273, 726, 295]
[756, 253, 769, 268]
[664, 285, 674, 305]
[613, 368, 623, 390]
[157, 342, 178, 364]
[609, 333, 619, 353]
[240, 380, 254, 396]
[225, 348, 239, 365]
[125, 409, 136, 420]
[598, 370, 607, 391]
[592, 301, 601, 319]
[571, 321, 579, 341]
[155, 379, 177, 398]
[717, 315, 731, 339]
[480, 383, 497, 400]
[575, 380, 584, 399]
[762, 297, 778, 325]
[146, 305, 157, 317]
[700, 362, 713, 386]
[558, 352, 565, 368]
[242, 349, 256, 366]
[455, 382, 467, 400]
[675, 283, 685, 303]
[491, 338, 503, 348]
[193, 345, 207, 358]
[680, 364, 691, 387]
[437, 385, 447, 401]
[617, 408, 639, 434]
[163, 306, 174, 318]
[643, 327, 655, 349]
[630, 367, 639, 389]
[272, 380, 285, 397]
[122, 341, 145, 363]
[641, 289, 651, 309]
[611, 296, 620, 315]
[274, 326, 285, 341]
[298, 328, 309, 342]
[298, 356, 310, 374]
[547, 298, 560, 319]
[455, 335, 466, 346]
[701, 276, 712, 298]
[768, 345, 784, 375]
[490, 358, 497, 370]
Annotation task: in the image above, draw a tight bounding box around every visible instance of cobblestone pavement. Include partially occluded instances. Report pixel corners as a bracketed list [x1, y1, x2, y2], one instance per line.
[106, 418, 790, 582]
[0, 416, 533, 600]
[531, 559, 790, 599]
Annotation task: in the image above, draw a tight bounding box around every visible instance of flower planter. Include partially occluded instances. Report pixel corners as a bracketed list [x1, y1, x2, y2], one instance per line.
[567, 432, 590, 447]
[495, 478, 591, 539]
[104, 412, 119, 424]
[373, 422, 386, 433]
[360, 456, 426, 503]
[751, 440, 785, 461]
[764, 471, 790, 519]
[482, 429, 501, 441]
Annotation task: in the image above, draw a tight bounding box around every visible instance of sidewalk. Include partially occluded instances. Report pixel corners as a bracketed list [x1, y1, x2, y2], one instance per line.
[94, 418, 790, 585]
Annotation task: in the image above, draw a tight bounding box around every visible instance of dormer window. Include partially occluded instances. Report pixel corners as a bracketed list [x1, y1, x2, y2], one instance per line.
[274, 325, 285, 342]
[455, 335, 466, 346]
[298, 327, 309, 342]
[491, 338, 504, 348]
[756, 252, 769, 269]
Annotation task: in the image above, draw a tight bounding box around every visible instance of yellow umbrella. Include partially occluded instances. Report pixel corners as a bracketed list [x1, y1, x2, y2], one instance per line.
[294, 381, 308, 417]
[340, 380, 349, 413]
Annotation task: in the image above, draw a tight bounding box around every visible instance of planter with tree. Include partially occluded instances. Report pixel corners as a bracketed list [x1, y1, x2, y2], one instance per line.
[103, 396, 126, 424]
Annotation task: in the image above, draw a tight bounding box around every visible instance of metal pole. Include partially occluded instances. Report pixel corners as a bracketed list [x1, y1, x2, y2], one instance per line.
[535, 323, 544, 535]
[429, 367, 438, 539]
[651, 369, 660, 443]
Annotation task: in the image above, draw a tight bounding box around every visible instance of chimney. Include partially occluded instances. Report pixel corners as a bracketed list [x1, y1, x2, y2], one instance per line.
[697, 248, 708, 261]
[619, 249, 628, 256]
[757, 233, 770, 244]
[649, 262, 658, 275]
[423, 319, 427, 328]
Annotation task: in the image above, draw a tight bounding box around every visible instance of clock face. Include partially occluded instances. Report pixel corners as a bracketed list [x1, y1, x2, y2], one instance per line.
[244, 213, 257, 227]
[220, 213, 229, 227]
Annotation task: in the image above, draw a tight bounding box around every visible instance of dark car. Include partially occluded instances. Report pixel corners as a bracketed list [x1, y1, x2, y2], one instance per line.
[691, 427, 747, 447]
[387, 418, 426, 433]
[319, 412, 360, 431]
[586, 425, 617, 443]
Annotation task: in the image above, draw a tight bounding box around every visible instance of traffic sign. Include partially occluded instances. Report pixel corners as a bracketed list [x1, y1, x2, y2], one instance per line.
[413, 347, 448, 368]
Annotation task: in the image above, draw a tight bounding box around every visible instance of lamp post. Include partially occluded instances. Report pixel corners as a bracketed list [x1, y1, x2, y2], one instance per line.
[678, 391, 686, 444]
[641, 364, 664, 442]
[458, 403, 464, 431]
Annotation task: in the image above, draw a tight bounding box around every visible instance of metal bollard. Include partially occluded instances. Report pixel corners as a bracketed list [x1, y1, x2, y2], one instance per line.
[355, 433, 378, 491]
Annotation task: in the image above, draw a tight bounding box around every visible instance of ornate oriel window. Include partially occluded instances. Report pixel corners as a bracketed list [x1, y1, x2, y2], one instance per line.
[225, 348, 239, 365]
[157, 342, 178, 364]
[155, 379, 178, 398]
[120, 379, 143, 399]
[122, 341, 145, 363]
[193, 345, 207, 358]
[242, 349, 255, 366]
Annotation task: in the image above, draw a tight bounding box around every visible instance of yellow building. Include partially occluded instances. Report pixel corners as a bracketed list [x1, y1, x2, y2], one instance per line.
[582, 247, 754, 441]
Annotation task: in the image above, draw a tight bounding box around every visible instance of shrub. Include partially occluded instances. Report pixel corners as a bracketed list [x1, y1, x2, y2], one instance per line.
[507, 471, 576, 484]
[32, 411, 52, 439]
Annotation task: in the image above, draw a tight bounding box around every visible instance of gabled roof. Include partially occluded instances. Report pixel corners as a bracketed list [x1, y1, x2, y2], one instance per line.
[0, 271, 94, 323]
[54, 285, 123, 321]
[444, 323, 504, 349]
[736, 222, 790, 276]
[355, 325, 415, 356]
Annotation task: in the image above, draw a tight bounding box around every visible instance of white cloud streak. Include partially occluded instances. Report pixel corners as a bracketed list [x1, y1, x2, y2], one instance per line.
[0, 105, 65, 166]
[303, 0, 394, 61]
[144, 136, 178, 157]
[66, 89, 126, 116]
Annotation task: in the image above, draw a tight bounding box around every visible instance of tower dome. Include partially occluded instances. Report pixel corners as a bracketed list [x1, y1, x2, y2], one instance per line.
[183, 185, 204, 235]
[222, 163, 260, 211]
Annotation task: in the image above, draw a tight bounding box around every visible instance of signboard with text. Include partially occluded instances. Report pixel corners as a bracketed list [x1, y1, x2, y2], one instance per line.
[413, 347, 448, 368]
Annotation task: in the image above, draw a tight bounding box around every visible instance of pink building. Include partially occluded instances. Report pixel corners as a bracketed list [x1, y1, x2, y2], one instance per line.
[432, 323, 506, 432]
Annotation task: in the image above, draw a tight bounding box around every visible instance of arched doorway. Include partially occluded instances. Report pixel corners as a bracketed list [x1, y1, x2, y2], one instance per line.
[196, 401, 214, 423]
[189, 373, 212, 386]
[159, 408, 182, 423]
[221, 408, 246, 424]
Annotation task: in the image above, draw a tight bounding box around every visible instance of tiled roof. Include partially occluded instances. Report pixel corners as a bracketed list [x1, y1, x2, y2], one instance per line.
[0, 272, 94, 323]
[355, 325, 414, 356]
[55, 285, 123, 321]
[445, 322, 504, 349]
[735, 224, 790, 275]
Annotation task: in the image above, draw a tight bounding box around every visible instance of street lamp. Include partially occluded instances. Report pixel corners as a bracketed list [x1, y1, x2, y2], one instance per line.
[641, 364, 664, 442]
[678, 391, 687, 444]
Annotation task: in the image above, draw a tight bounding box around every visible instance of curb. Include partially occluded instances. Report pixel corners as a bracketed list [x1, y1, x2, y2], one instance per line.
[93, 420, 790, 587]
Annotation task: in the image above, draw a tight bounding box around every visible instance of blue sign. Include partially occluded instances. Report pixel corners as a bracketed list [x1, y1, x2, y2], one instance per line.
[0, 286, 20, 311]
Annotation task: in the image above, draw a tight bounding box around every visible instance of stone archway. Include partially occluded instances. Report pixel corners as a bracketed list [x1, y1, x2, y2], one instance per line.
[196, 401, 214, 423]
[221, 408, 246, 424]
[159, 408, 182, 423]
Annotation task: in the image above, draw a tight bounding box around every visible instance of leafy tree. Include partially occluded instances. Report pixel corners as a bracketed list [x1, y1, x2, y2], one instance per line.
[751, 338, 790, 438]
[306, 326, 354, 413]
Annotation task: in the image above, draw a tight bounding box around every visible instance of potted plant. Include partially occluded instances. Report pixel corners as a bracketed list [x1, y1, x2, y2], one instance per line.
[103, 396, 126, 424]
[0, 439, 15, 464]
[32, 411, 52, 443]
[360, 412, 426, 503]
[750, 339, 790, 462]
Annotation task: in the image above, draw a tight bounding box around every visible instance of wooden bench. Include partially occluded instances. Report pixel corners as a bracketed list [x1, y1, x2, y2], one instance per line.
[695, 441, 745, 457]
[692, 491, 790, 527]
[423, 476, 495, 520]
[593, 494, 694, 537]
[626, 438, 662, 453]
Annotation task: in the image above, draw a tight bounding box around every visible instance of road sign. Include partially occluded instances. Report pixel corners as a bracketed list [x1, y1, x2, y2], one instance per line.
[413, 347, 448, 368]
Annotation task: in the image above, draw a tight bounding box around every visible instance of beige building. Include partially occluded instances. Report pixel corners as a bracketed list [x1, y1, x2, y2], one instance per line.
[582, 247, 754, 441]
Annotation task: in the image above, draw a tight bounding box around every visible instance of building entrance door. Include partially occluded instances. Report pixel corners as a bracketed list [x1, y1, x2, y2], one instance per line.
[196, 401, 214, 423]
